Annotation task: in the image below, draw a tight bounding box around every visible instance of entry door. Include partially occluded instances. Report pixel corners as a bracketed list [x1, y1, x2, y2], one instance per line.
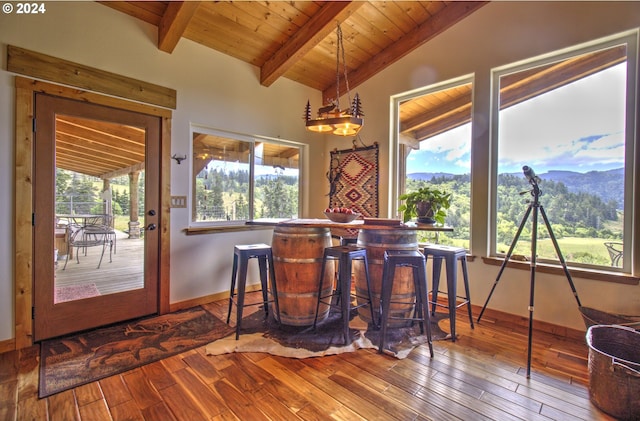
[33, 93, 161, 341]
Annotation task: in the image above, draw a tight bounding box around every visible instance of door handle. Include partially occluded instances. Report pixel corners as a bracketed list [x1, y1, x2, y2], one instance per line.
[147, 223, 157, 231]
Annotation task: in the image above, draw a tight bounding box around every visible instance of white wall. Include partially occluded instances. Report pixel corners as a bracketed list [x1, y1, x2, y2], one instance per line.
[1, 2, 639, 343]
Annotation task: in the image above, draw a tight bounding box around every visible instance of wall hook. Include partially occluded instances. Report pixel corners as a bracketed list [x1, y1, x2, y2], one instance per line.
[172, 154, 187, 164]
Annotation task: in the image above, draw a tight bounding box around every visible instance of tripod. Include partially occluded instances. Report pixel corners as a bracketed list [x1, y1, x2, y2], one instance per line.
[477, 166, 582, 378]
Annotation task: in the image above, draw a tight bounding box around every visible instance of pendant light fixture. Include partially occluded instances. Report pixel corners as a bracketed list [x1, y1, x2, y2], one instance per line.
[304, 23, 364, 136]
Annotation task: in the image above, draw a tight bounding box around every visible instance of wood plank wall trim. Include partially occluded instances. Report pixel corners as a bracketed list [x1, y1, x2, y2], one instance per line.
[14, 81, 34, 350]
[7, 45, 177, 109]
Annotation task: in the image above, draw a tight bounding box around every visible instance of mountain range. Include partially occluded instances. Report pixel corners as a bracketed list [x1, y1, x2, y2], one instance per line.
[409, 168, 624, 207]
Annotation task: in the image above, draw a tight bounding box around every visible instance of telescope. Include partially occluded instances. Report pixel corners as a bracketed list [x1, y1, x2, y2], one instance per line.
[522, 165, 540, 184]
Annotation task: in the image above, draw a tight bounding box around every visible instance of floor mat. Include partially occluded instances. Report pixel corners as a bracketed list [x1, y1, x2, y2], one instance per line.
[54, 283, 100, 304]
[39, 305, 233, 397]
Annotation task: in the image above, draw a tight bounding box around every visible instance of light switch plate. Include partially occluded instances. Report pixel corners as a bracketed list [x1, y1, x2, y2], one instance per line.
[171, 196, 187, 208]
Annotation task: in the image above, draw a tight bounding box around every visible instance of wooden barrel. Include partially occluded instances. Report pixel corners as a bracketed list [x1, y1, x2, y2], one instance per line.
[354, 229, 418, 327]
[272, 226, 333, 326]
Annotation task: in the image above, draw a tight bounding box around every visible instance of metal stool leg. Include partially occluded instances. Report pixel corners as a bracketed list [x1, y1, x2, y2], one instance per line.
[227, 252, 239, 324]
[378, 258, 396, 353]
[258, 255, 270, 318]
[313, 249, 331, 329]
[445, 253, 458, 341]
[361, 254, 376, 328]
[413, 261, 434, 358]
[339, 252, 352, 343]
[460, 256, 474, 329]
[267, 249, 280, 324]
[234, 255, 249, 340]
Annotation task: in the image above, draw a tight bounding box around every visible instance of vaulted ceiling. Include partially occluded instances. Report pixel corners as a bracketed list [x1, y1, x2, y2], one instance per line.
[100, 1, 488, 103]
[55, 2, 626, 179]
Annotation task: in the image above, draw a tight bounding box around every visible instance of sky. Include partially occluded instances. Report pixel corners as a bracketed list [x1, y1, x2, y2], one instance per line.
[406, 63, 626, 176]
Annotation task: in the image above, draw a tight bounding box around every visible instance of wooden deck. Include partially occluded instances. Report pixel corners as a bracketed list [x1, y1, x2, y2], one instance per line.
[0, 293, 615, 421]
[55, 230, 144, 296]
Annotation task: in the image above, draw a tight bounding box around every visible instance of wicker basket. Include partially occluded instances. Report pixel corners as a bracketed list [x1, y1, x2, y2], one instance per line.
[586, 325, 640, 420]
[580, 306, 640, 329]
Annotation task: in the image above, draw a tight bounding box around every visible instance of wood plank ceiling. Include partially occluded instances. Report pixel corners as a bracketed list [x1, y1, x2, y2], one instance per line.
[56, 1, 624, 178]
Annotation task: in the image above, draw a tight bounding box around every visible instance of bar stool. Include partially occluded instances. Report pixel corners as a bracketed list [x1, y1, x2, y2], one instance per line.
[378, 250, 434, 358]
[226, 243, 280, 340]
[313, 245, 376, 344]
[423, 244, 474, 342]
[340, 237, 358, 246]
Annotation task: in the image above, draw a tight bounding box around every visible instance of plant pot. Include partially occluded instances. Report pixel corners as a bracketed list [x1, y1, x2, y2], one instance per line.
[416, 201, 435, 224]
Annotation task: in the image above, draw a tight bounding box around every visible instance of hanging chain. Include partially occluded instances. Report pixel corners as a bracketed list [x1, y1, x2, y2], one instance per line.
[335, 23, 352, 112]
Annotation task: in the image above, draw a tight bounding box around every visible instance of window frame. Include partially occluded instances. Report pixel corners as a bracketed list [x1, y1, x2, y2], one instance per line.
[488, 30, 638, 275]
[188, 124, 304, 228]
[390, 73, 475, 223]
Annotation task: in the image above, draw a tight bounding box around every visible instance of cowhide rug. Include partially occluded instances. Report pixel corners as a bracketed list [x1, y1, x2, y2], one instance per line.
[206, 307, 451, 360]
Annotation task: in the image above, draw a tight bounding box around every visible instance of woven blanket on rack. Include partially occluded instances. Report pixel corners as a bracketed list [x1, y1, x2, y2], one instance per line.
[328, 144, 379, 217]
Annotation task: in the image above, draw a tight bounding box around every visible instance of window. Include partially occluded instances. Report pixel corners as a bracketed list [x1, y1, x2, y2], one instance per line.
[191, 126, 301, 225]
[491, 31, 637, 273]
[393, 76, 473, 248]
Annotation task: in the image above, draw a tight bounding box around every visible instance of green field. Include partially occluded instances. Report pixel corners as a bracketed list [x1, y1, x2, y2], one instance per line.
[416, 232, 616, 267]
[496, 237, 614, 266]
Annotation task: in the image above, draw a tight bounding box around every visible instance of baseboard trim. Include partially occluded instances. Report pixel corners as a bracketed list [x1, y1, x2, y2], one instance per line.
[169, 285, 263, 313]
[0, 338, 16, 354]
[468, 302, 585, 342]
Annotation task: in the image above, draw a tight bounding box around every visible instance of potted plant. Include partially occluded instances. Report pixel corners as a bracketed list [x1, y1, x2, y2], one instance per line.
[398, 186, 451, 224]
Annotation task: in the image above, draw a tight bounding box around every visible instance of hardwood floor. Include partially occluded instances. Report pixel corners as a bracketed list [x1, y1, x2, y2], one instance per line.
[1, 293, 615, 421]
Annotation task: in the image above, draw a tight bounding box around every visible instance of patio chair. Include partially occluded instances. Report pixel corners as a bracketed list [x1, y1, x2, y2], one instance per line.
[63, 223, 113, 270]
[604, 241, 623, 267]
[85, 214, 117, 254]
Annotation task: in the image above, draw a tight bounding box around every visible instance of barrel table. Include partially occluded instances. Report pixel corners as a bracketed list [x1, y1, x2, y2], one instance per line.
[271, 225, 333, 326]
[268, 219, 452, 327]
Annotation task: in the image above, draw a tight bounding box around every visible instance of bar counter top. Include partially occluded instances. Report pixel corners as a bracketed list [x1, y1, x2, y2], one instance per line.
[248, 218, 453, 231]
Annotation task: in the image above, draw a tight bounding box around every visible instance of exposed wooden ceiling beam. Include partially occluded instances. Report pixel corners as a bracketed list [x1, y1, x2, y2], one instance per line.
[401, 93, 471, 133]
[56, 132, 143, 162]
[101, 162, 146, 179]
[413, 105, 472, 141]
[322, 2, 488, 104]
[499, 45, 626, 108]
[158, 1, 201, 53]
[260, 1, 364, 87]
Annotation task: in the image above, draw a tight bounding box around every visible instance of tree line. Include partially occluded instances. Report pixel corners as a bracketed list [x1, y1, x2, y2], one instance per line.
[55, 169, 144, 217]
[406, 173, 622, 246]
[194, 167, 298, 221]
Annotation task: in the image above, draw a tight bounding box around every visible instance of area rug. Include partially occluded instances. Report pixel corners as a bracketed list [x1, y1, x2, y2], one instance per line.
[54, 283, 101, 304]
[39, 305, 233, 398]
[206, 308, 450, 360]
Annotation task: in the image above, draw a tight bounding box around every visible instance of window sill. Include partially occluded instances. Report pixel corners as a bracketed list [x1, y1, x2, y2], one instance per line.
[481, 256, 638, 285]
[184, 223, 274, 236]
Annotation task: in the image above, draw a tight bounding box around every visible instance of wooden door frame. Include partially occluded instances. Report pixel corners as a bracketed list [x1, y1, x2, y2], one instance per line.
[14, 77, 172, 349]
